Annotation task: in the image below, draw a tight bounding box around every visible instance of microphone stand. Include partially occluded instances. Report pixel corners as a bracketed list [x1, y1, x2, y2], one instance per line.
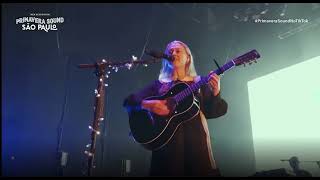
[78, 56, 162, 176]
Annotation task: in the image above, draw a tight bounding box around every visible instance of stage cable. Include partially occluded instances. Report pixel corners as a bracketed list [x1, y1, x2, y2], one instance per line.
[55, 3, 71, 176]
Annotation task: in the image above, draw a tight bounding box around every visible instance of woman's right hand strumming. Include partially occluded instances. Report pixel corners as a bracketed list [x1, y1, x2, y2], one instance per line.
[141, 100, 170, 116]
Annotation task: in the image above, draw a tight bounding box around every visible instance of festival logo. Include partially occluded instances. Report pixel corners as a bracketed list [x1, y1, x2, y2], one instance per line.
[16, 13, 64, 32]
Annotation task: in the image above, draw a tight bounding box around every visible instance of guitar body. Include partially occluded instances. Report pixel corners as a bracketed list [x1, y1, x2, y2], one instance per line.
[128, 82, 200, 151]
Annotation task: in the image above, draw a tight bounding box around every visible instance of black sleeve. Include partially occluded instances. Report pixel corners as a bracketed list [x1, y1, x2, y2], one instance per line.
[199, 83, 228, 119]
[123, 80, 160, 109]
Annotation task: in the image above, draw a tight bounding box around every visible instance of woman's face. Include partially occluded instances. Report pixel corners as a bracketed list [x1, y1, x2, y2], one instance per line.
[168, 42, 190, 69]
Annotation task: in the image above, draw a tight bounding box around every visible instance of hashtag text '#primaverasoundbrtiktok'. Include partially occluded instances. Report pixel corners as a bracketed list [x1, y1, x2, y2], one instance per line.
[255, 18, 309, 23]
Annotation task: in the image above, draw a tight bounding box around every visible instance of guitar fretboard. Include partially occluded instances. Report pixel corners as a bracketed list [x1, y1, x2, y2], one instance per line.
[173, 60, 235, 103]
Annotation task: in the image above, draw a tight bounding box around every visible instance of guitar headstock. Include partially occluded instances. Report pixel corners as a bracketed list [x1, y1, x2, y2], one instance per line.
[205, 49, 261, 78]
[233, 49, 261, 66]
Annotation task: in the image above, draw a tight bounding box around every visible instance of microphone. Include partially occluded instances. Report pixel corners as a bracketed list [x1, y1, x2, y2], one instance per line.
[145, 49, 173, 61]
[280, 159, 290, 161]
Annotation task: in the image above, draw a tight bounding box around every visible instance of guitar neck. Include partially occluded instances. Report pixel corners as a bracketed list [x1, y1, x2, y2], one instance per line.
[174, 60, 236, 103]
[173, 49, 260, 104]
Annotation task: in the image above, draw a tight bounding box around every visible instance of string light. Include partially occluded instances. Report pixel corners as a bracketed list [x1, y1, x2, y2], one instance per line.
[81, 48, 162, 172]
[131, 55, 137, 61]
[125, 63, 133, 70]
[88, 125, 100, 135]
[84, 150, 93, 156]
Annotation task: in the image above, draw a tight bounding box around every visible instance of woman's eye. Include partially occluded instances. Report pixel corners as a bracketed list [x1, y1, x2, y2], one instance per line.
[169, 49, 181, 54]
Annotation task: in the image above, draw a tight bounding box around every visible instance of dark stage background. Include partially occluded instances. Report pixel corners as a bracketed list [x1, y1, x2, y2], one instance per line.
[2, 3, 320, 176]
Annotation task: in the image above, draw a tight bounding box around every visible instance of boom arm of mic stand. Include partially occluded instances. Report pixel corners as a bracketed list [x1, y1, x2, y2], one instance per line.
[78, 58, 162, 69]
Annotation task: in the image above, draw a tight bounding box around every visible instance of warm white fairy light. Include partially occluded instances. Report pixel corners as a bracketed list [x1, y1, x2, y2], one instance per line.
[88, 125, 100, 135]
[132, 55, 137, 61]
[84, 150, 93, 156]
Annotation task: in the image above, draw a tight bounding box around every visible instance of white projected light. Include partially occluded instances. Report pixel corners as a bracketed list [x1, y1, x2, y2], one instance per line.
[248, 56, 320, 176]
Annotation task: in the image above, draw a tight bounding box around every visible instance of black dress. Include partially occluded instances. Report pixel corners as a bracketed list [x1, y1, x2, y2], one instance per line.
[123, 79, 228, 176]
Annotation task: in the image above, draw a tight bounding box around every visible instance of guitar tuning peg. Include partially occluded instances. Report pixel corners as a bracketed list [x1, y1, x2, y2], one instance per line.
[243, 63, 246, 67]
[249, 62, 252, 65]
[254, 60, 257, 63]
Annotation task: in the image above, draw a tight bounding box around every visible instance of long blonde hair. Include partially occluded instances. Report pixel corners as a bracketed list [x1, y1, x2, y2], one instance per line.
[158, 40, 198, 82]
